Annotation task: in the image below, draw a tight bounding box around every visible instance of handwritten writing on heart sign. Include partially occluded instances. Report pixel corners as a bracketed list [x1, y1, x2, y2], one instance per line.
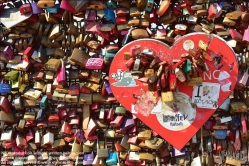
[109, 33, 238, 150]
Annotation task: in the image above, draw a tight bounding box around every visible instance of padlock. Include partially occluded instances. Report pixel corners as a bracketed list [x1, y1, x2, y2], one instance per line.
[105, 128, 115, 138]
[120, 114, 135, 131]
[230, 102, 247, 113]
[156, 0, 171, 16]
[145, 137, 164, 149]
[61, 121, 72, 135]
[69, 116, 80, 126]
[24, 110, 36, 121]
[46, 4, 60, 13]
[137, 129, 152, 140]
[69, 138, 82, 159]
[16, 134, 28, 149]
[97, 131, 109, 158]
[161, 91, 174, 102]
[48, 111, 59, 122]
[175, 68, 186, 82]
[85, 58, 105, 70]
[0, 96, 12, 114]
[58, 109, 67, 120]
[214, 130, 227, 140]
[110, 115, 125, 127]
[169, 72, 177, 91]
[3, 46, 14, 60]
[42, 130, 54, 146]
[19, 3, 31, 14]
[18, 119, 25, 132]
[84, 118, 97, 137]
[45, 58, 61, 72]
[26, 130, 34, 142]
[36, 109, 46, 121]
[52, 91, 66, 102]
[40, 95, 48, 109]
[83, 152, 94, 165]
[106, 152, 118, 165]
[68, 84, 80, 96]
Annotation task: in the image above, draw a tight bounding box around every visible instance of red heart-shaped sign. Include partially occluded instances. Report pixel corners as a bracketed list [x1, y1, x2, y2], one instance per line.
[109, 33, 238, 150]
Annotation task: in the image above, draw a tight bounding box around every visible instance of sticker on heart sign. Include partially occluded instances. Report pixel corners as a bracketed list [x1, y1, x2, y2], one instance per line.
[109, 33, 238, 150]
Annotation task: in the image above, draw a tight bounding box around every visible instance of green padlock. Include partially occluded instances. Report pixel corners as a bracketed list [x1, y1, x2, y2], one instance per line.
[4, 70, 19, 81]
[183, 59, 192, 73]
[105, 51, 116, 63]
[115, 106, 127, 115]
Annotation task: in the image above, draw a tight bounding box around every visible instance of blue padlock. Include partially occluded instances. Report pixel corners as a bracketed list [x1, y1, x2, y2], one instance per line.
[36, 109, 45, 121]
[218, 1, 232, 10]
[105, 8, 116, 24]
[46, 4, 60, 14]
[0, 80, 11, 95]
[105, 82, 112, 95]
[104, 51, 116, 63]
[231, 116, 240, 131]
[106, 152, 118, 165]
[40, 95, 48, 109]
[214, 130, 227, 140]
[145, 0, 154, 12]
[107, 0, 117, 10]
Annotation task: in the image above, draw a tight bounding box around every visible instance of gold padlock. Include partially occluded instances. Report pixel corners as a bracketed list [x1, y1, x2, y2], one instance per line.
[161, 91, 174, 102]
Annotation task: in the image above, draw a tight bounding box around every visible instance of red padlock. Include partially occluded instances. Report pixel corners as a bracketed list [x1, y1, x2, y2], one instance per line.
[19, 4, 31, 14]
[68, 84, 80, 96]
[116, 16, 127, 25]
[26, 130, 34, 142]
[58, 109, 67, 119]
[0, 96, 12, 114]
[207, 4, 217, 21]
[130, 45, 141, 56]
[27, 14, 38, 23]
[68, 108, 77, 118]
[61, 121, 72, 135]
[110, 115, 125, 128]
[23, 47, 34, 61]
[169, 72, 177, 91]
[106, 107, 115, 122]
[2, 140, 16, 149]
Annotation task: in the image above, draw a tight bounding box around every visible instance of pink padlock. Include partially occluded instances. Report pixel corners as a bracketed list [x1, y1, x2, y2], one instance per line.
[156, 26, 167, 36]
[3, 46, 14, 60]
[238, 67, 249, 87]
[130, 45, 141, 56]
[127, 135, 137, 144]
[56, 59, 66, 83]
[85, 58, 105, 70]
[60, 0, 75, 13]
[229, 29, 242, 41]
[87, 10, 97, 22]
[91, 102, 100, 111]
[243, 26, 249, 42]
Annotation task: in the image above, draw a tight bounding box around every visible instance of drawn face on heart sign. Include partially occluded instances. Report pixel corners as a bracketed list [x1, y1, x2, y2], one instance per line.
[109, 33, 238, 150]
